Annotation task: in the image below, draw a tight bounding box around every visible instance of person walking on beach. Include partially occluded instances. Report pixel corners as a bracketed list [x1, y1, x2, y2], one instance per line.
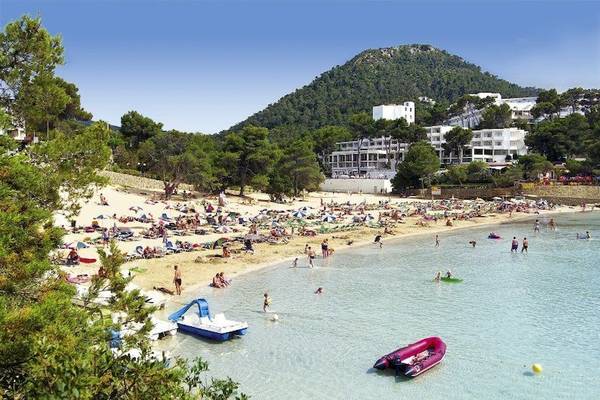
[511, 237, 519, 253]
[435, 235, 440, 247]
[263, 292, 271, 312]
[521, 237, 528, 253]
[173, 265, 182, 295]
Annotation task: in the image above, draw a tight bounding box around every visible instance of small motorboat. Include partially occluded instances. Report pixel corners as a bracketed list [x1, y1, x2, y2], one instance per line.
[374, 337, 446, 377]
[168, 298, 248, 341]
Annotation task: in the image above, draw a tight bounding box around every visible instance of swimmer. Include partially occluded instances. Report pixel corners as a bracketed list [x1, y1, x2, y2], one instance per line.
[586, 231, 591, 239]
[434, 271, 441, 282]
[315, 287, 323, 294]
[469, 240, 476, 248]
[548, 218, 556, 231]
[446, 270, 453, 278]
[374, 234, 383, 248]
[435, 234, 440, 247]
[292, 258, 298, 268]
[263, 292, 271, 312]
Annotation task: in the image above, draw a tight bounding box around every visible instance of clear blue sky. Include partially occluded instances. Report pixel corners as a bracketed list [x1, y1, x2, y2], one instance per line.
[1, 0, 599, 133]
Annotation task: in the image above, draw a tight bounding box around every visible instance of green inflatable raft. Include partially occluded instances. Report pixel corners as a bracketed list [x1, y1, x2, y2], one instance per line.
[440, 277, 463, 283]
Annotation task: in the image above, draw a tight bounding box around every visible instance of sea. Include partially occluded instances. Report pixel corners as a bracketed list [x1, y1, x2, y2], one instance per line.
[167, 212, 600, 399]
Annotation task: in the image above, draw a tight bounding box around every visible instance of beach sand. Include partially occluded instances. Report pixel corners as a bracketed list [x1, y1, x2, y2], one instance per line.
[56, 183, 577, 307]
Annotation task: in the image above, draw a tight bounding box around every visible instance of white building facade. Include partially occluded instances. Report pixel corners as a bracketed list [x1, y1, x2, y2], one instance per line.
[426, 126, 528, 164]
[328, 126, 528, 177]
[372, 102, 415, 124]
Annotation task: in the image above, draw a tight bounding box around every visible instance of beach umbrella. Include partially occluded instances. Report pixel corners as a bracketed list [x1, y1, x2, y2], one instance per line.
[69, 241, 89, 249]
[292, 209, 307, 218]
[321, 214, 337, 223]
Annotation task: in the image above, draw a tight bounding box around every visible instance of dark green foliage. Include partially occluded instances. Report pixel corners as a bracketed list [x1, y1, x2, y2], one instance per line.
[442, 126, 473, 164]
[228, 45, 538, 131]
[525, 113, 592, 161]
[516, 154, 554, 179]
[220, 125, 277, 196]
[479, 103, 512, 129]
[391, 141, 440, 191]
[120, 111, 164, 148]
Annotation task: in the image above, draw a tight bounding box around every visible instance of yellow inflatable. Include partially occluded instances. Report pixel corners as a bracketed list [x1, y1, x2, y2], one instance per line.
[532, 363, 543, 374]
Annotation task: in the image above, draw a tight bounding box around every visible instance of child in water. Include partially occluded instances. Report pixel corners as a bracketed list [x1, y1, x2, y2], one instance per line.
[263, 293, 271, 312]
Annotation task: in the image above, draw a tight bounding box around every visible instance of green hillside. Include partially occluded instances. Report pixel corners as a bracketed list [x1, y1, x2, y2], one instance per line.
[227, 44, 538, 131]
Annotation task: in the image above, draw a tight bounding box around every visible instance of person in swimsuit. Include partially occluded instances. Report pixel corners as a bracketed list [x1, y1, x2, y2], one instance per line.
[446, 270, 452, 278]
[263, 292, 271, 312]
[321, 239, 328, 258]
[469, 240, 476, 248]
[315, 287, 323, 294]
[534, 219, 540, 233]
[307, 247, 316, 268]
[434, 271, 441, 282]
[435, 235, 440, 247]
[173, 265, 182, 295]
[374, 234, 383, 248]
[511, 237, 519, 252]
[548, 218, 556, 231]
[521, 237, 528, 253]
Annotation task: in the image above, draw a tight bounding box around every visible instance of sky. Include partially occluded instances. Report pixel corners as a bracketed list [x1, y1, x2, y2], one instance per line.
[1, 0, 599, 133]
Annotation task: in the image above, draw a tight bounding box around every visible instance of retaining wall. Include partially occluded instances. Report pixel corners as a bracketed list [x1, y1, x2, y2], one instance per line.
[100, 170, 194, 192]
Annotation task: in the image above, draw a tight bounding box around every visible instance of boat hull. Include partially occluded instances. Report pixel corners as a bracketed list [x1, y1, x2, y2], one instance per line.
[177, 323, 247, 341]
[374, 336, 446, 378]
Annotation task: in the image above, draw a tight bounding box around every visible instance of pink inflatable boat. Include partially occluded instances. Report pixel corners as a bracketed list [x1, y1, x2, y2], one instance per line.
[373, 336, 446, 377]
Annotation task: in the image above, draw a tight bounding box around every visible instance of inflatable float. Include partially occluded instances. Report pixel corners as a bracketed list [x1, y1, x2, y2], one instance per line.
[440, 277, 463, 283]
[374, 336, 446, 377]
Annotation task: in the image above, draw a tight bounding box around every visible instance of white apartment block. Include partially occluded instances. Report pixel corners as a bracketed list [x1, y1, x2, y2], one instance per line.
[426, 125, 528, 164]
[372, 102, 415, 124]
[328, 126, 528, 177]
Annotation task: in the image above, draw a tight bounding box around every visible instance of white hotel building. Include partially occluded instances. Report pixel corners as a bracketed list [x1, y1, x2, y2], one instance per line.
[328, 103, 528, 178]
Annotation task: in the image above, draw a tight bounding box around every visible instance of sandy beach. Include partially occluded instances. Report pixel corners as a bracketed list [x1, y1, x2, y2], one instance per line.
[53, 179, 581, 310]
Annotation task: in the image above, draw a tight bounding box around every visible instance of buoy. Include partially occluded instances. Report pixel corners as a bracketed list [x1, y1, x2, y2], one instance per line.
[532, 363, 543, 374]
[271, 314, 279, 321]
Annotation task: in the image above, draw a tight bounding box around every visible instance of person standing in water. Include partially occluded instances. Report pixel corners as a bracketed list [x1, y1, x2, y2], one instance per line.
[173, 265, 182, 295]
[548, 218, 556, 231]
[307, 247, 316, 268]
[511, 237, 519, 253]
[263, 292, 271, 312]
[435, 234, 440, 247]
[521, 237, 528, 253]
[534, 219, 540, 233]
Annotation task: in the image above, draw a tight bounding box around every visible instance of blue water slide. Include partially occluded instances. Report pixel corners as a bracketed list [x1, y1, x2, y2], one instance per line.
[168, 298, 210, 321]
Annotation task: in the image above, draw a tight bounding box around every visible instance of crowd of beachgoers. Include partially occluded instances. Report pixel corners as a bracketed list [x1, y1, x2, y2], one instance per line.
[51, 182, 592, 314]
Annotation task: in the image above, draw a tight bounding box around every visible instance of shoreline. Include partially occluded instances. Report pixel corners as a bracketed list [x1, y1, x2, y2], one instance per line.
[160, 207, 583, 311]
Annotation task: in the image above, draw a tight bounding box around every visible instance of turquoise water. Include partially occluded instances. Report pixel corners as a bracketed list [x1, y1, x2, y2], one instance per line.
[169, 212, 600, 399]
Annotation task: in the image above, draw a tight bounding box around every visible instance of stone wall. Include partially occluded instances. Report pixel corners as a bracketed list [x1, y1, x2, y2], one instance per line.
[522, 184, 600, 205]
[100, 170, 194, 192]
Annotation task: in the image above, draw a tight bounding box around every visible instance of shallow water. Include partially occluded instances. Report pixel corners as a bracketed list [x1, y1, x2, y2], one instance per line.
[168, 212, 600, 399]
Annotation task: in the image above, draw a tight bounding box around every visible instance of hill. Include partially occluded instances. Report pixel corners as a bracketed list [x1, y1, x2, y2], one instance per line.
[226, 44, 538, 131]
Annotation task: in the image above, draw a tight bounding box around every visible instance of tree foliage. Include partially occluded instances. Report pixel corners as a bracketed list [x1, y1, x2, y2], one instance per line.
[442, 126, 473, 164]
[392, 141, 440, 191]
